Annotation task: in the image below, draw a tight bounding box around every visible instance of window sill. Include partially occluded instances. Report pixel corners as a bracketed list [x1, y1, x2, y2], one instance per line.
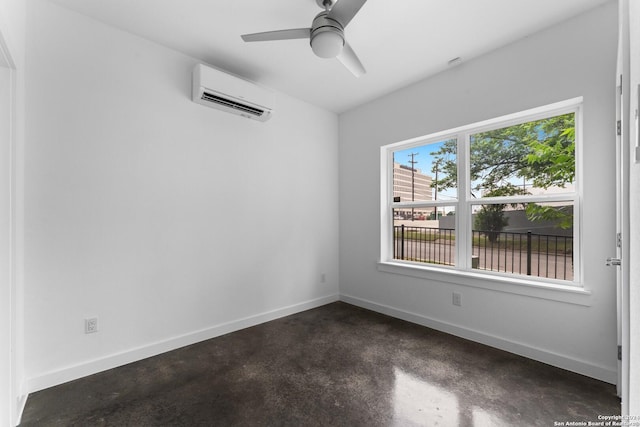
[377, 261, 592, 306]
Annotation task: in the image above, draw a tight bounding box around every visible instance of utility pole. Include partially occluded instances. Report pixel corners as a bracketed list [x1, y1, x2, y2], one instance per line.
[433, 159, 441, 220]
[409, 153, 418, 221]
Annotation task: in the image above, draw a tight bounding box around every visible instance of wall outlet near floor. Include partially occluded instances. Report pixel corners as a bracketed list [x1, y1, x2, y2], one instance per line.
[85, 317, 98, 334]
[452, 292, 462, 307]
[320, 273, 326, 283]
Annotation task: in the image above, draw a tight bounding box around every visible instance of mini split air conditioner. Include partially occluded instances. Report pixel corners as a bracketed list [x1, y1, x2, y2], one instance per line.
[192, 64, 274, 122]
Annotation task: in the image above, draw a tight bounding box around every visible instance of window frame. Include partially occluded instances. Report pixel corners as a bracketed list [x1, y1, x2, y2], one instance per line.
[380, 98, 585, 294]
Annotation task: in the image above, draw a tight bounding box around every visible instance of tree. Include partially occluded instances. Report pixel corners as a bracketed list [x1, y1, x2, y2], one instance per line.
[431, 113, 575, 231]
[475, 204, 509, 243]
[473, 186, 520, 242]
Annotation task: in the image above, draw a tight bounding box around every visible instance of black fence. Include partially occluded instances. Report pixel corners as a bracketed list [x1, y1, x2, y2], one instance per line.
[393, 225, 574, 281]
[394, 225, 455, 266]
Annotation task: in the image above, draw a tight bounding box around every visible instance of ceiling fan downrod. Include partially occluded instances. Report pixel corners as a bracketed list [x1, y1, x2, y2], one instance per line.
[316, 0, 338, 11]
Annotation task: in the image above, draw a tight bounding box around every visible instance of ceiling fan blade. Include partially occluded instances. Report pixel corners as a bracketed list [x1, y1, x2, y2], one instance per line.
[327, 0, 367, 28]
[241, 28, 310, 42]
[337, 42, 365, 77]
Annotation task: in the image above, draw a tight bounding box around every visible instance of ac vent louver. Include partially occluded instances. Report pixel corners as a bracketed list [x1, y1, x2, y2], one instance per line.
[192, 64, 274, 122]
[200, 92, 266, 118]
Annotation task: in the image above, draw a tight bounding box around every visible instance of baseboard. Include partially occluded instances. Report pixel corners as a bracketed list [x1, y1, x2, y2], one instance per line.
[27, 294, 339, 394]
[339, 294, 617, 384]
[14, 391, 28, 426]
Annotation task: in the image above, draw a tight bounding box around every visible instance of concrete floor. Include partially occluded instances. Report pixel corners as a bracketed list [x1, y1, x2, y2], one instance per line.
[20, 302, 620, 426]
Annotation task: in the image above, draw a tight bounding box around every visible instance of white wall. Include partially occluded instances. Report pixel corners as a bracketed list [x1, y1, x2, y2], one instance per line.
[24, 0, 339, 392]
[339, 3, 619, 382]
[0, 52, 12, 427]
[0, 0, 26, 425]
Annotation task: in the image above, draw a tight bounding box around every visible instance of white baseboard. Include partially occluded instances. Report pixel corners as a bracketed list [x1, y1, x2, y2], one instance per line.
[14, 392, 28, 427]
[24, 292, 616, 399]
[340, 294, 617, 384]
[27, 294, 339, 394]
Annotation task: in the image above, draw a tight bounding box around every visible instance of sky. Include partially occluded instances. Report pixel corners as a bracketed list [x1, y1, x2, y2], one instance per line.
[393, 130, 575, 202]
[393, 139, 458, 201]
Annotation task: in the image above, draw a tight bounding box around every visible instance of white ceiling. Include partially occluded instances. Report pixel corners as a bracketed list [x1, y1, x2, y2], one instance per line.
[47, 0, 612, 113]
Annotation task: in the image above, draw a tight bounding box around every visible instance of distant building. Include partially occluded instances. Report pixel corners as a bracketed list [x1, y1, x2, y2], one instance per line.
[393, 163, 433, 202]
[393, 163, 434, 219]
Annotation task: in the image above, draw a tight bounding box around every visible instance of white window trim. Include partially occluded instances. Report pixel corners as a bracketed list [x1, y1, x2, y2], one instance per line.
[380, 97, 588, 304]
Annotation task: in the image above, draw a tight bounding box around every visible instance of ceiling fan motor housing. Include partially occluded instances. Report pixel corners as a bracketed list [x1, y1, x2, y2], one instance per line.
[310, 12, 345, 58]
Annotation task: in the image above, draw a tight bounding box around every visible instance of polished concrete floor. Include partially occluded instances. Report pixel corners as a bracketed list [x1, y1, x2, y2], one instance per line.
[21, 302, 619, 426]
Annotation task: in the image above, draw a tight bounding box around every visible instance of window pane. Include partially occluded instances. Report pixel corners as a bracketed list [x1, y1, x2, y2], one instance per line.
[469, 113, 575, 199]
[393, 207, 456, 266]
[471, 202, 574, 281]
[393, 139, 457, 202]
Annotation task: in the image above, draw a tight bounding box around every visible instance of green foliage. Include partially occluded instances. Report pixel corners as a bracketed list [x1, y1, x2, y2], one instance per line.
[429, 138, 458, 192]
[525, 204, 573, 229]
[431, 113, 574, 194]
[524, 116, 575, 189]
[474, 205, 508, 243]
[430, 113, 575, 228]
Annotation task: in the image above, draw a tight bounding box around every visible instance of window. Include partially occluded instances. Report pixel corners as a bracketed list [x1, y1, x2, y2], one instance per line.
[381, 99, 581, 285]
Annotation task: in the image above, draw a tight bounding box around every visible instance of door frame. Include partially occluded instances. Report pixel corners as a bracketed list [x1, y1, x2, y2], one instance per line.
[615, 0, 631, 414]
[0, 22, 17, 427]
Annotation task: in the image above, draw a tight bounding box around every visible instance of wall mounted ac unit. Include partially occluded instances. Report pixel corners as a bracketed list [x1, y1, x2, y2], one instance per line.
[192, 64, 274, 122]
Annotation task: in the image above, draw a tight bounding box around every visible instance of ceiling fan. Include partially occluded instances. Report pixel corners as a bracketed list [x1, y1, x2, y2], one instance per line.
[241, 0, 367, 77]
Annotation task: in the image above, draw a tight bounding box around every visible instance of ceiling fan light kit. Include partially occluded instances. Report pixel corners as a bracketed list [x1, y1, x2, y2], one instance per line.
[310, 13, 345, 58]
[241, 0, 367, 77]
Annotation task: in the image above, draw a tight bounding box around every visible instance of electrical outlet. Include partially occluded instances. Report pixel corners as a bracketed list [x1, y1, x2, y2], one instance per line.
[452, 292, 462, 307]
[85, 317, 98, 334]
[320, 273, 326, 283]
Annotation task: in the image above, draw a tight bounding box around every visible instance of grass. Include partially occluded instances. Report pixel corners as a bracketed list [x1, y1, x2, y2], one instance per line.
[394, 227, 572, 254]
[404, 258, 454, 266]
[394, 229, 455, 242]
[472, 234, 572, 254]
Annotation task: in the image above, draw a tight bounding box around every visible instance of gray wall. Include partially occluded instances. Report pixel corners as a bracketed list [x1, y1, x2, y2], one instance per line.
[0, 0, 27, 424]
[439, 209, 574, 236]
[339, 2, 618, 382]
[23, 0, 340, 392]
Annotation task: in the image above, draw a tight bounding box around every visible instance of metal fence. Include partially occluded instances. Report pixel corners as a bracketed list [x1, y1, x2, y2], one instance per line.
[393, 225, 574, 280]
[393, 225, 455, 266]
